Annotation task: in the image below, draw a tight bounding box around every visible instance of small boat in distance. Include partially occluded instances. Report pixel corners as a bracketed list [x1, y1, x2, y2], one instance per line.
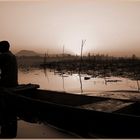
[84, 76, 91, 80]
[1, 84, 140, 138]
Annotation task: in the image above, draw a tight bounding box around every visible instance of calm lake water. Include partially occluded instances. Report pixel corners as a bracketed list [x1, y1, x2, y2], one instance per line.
[16, 68, 140, 138]
[18, 68, 139, 94]
[17, 120, 77, 138]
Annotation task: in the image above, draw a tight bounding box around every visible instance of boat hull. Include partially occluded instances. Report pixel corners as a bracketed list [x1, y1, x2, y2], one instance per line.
[1, 88, 140, 138]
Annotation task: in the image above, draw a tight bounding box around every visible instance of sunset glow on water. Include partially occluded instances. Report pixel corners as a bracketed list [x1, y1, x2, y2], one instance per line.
[18, 68, 139, 96]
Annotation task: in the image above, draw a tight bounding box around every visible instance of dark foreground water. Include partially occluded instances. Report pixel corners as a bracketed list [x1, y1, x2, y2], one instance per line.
[17, 120, 77, 138]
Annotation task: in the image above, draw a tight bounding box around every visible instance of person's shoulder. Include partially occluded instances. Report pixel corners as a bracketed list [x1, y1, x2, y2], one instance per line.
[6, 51, 15, 56]
[0, 51, 14, 58]
[9, 51, 16, 57]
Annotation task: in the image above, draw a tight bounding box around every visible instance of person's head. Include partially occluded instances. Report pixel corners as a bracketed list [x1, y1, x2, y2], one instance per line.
[0, 41, 10, 53]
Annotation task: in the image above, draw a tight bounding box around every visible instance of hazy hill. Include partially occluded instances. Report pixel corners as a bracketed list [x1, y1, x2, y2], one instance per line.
[16, 50, 41, 57]
[16, 50, 73, 57]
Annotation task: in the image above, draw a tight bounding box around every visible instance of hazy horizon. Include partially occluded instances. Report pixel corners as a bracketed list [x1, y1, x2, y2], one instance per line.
[0, 0, 140, 57]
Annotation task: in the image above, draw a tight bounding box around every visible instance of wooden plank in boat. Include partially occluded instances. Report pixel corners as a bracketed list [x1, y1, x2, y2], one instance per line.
[78, 99, 133, 112]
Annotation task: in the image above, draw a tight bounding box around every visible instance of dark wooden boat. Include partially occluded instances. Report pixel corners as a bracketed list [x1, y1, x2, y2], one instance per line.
[1, 84, 140, 138]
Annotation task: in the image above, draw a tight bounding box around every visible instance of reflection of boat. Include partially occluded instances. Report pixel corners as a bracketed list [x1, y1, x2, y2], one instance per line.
[2, 84, 140, 138]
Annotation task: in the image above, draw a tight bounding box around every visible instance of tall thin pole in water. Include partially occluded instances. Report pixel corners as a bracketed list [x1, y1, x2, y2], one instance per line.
[62, 45, 65, 91]
[79, 40, 86, 72]
[81, 40, 86, 60]
[63, 45, 65, 58]
[44, 53, 47, 65]
[43, 52, 49, 81]
[79, 40, 86, 94]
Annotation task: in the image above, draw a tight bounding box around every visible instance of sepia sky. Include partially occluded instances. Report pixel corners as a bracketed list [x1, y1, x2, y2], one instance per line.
[0, 0, 140, 56]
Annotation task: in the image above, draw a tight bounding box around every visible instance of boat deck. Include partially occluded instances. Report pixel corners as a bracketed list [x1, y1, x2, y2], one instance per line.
[78, 99, 133, 112]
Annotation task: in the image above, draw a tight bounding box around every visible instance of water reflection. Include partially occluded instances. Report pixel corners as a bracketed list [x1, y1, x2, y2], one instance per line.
[17, 120, 76, 138]
[43, 66, 49, 82]
[18, 68, 140, 94]
[62, 74, 65, 91]
[78, 73, 83, 94]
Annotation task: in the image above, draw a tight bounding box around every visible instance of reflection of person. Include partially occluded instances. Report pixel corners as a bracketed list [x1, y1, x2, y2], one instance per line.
[0, 41, 18, 138]
[0, 41, 18, 87]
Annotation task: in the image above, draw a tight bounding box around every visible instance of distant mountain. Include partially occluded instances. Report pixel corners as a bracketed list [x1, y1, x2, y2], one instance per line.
[16, 50, 73, 57]
[16, 50, 41, 57]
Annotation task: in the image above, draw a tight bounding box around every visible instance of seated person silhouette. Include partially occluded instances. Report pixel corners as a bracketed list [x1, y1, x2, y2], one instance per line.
[0, 41, 18, 87]
[0, 41, 17, 138]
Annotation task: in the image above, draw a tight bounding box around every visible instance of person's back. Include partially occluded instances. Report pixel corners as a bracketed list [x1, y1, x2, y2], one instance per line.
[0, 41, 18, 87]
[0, 41, 18, 138]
